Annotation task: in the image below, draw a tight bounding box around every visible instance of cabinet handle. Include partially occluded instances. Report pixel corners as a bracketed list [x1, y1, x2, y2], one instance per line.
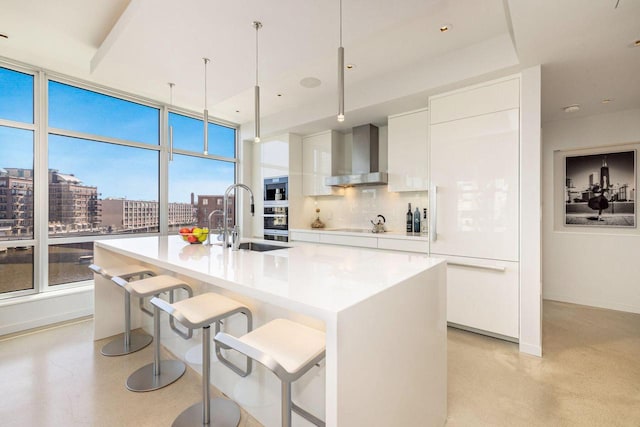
[448, 262, 506, 272]
[431, 184, 438, 242]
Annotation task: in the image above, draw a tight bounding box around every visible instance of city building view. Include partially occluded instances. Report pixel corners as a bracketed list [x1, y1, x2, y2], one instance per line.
[0, 168, 217, 238]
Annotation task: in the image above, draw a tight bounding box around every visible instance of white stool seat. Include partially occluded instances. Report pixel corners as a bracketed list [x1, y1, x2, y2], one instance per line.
[240, 319, 325, 375]
[166, 293, 250, 329]
[150, 292, 254, 427]
[88, 263, 155, 357]
[111, 274, 193, 393]
[215, 319, 326, 426]
[113, 275, 190, 298]
[90, 263, 155, 280]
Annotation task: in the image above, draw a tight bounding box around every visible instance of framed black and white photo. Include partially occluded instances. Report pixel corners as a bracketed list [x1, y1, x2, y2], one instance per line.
[565, 150, 636, 227]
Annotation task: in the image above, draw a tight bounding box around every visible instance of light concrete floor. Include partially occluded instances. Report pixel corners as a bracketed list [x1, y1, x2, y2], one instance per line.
[0, 300, 638, 426]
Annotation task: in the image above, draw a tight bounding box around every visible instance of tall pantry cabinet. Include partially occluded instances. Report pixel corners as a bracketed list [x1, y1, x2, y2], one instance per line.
[429, 77, 520, 340]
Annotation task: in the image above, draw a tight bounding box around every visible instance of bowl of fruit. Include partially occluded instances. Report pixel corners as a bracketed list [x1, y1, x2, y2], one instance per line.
[179, 227, 209, 244]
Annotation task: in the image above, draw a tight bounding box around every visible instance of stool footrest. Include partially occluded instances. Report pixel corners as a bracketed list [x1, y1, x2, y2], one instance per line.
[292, 401, 326, 427]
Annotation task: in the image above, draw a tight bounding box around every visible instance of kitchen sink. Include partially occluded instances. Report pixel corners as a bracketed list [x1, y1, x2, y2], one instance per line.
[238, 242, 289, 252]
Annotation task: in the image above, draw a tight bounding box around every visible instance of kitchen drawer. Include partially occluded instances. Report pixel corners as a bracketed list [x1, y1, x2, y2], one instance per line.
[318, 233, 377, 248]
[290, 230, 320, 243]
[377, 238, 428, 253]
[436, 255, 519, 340]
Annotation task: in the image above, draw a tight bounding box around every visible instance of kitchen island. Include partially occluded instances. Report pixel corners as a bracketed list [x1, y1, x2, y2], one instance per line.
[93, 236, 446, 427]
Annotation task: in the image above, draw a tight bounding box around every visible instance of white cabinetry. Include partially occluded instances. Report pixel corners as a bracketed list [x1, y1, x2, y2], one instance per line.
[302, 130, 342, 196]
[387, 108, 429, 192]
[429, 76, 520, 340]
[251, 133, 303, 235]
[440, 255, 519, 339]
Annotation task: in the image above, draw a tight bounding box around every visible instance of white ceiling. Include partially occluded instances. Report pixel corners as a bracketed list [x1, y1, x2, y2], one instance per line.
[1, 0, 639, 137]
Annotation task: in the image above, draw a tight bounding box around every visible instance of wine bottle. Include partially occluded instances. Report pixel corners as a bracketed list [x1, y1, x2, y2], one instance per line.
[413, 206, 420, 232]
[406, 203, 413, 232]
[421, 208, 428, 235]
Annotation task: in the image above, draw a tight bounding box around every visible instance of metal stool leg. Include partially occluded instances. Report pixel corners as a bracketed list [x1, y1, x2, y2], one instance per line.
[282, 381, 292, 427]
[172, 326, 241, 427]
[126, 303, 186, 392]
[101, 290, 152, 356]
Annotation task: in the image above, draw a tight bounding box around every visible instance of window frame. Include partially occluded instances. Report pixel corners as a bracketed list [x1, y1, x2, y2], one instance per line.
[0, 60, 239, 300]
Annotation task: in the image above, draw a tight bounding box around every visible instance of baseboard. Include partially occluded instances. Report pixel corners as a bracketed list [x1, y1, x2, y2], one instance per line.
[0, 287, 94, 337]
[519, 341, 542, 357]
[543, 294, 640, 315]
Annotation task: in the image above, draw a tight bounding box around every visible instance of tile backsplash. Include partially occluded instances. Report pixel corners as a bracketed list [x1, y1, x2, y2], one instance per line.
[301, 185, 428, 232]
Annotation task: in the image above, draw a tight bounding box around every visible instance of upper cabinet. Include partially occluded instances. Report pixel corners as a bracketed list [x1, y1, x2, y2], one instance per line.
[429, 78, 519, 125]
[302, 130, 342, 196]
[387, 108, 429, 192]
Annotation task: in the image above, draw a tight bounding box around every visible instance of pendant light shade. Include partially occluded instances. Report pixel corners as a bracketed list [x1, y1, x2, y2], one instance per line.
[337, 0, 345, 122]
[253, 21, 262, 143]
[202, 57, 210, 155]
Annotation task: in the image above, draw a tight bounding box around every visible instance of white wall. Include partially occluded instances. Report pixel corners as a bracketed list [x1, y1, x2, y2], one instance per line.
[542, 108, 640, 314]
[301, 187, 428, 232]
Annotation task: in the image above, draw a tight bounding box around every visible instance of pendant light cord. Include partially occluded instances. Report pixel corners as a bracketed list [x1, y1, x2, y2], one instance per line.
[255, 24, 259, 85]
[339, 0, 343, 47]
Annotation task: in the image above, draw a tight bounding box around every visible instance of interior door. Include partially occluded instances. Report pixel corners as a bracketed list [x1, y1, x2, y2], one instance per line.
[430, 108, 519, 261]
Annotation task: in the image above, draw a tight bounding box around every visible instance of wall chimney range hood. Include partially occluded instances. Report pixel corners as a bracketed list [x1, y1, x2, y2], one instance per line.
[325, 124, 388, 187]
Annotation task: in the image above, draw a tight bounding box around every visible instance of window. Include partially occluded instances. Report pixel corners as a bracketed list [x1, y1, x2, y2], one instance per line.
[0, 67, 33, 123]
[0, 62, 238, 298]
[48, 135, 159, 237]
[0, 67, 35, 295]
[169, 112, 235, 157]
[48, 81, 159, 145]
[168, 112, 236, 232]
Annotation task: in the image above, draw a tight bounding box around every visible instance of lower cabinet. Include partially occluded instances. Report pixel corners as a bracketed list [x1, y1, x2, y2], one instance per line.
[290, 230, 320, 243]
[437, 255, 519, 340]
[377, 238, 429, 253]
[318, 233, 377, 248]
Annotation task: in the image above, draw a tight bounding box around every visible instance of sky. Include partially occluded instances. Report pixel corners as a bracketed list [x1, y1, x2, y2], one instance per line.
[0, 67, 236, 204]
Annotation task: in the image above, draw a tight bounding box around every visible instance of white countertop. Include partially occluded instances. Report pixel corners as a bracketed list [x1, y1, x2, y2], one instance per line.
[95, 235, 442, 319]
[290, 227, 430, 241]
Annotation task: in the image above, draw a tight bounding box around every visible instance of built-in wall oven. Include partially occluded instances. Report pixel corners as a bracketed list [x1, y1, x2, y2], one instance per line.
[263, 177, 289, 242]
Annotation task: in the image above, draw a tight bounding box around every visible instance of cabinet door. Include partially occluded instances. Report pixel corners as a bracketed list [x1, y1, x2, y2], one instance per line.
[388, 109, 429, 192]
[430, 109, 519, 261]
[439, 255, 519, 339]
[261, 138, 289, 178]
[302, 131, 340, 196]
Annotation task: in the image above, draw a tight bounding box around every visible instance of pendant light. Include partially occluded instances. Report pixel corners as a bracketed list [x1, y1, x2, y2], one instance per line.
[168, 82, 174, 162]
[202, 57, 210, 155]
[253, 21, 263, 143]
[337, 0, 345, 122]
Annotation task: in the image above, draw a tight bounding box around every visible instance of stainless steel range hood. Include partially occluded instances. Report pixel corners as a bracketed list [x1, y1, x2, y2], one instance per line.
[325, 124, 388, 187]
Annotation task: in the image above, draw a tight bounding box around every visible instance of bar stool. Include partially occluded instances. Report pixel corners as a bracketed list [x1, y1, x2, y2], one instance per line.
[215, 319, 326, 427]
[88, 263, 155, 356]
[112, 274, 194, 392]
[150, 292, 253, 427]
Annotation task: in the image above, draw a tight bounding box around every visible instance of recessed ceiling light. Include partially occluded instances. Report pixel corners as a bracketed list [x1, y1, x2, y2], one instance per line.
[235, 110, 240, 113]
[277, 93, 283, 97]
[563, 104, 580, 113]
[346, 64, 356, 70]
[0, 33, 8, 40]
[440, 24, 452, 33]
[634, 39, 640, 47]
[601, 98, 614, 104]
[300, 77, 321, 88]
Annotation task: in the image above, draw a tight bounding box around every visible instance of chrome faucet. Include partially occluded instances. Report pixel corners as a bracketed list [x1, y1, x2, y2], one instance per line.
[222, 183, 255, 249]
[206, 209, 224, 245]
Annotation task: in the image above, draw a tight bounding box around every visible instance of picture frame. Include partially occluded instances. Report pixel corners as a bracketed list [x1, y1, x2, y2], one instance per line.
[564, 149, 636, 227]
